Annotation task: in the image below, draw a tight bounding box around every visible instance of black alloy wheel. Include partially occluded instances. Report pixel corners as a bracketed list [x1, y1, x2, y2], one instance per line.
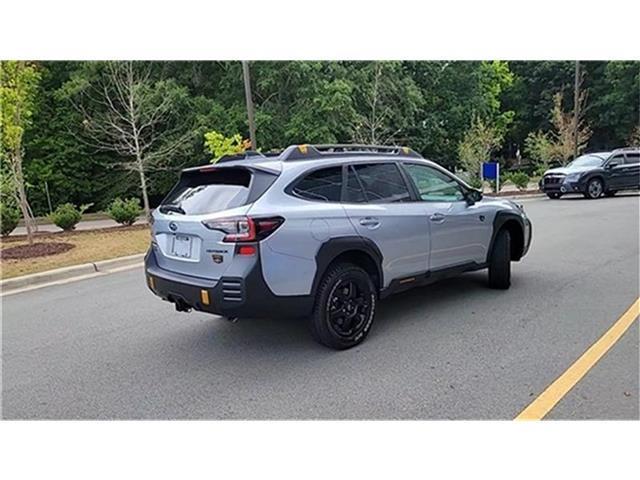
[327, 278, 373, 338]
[308, 263, 376, 349]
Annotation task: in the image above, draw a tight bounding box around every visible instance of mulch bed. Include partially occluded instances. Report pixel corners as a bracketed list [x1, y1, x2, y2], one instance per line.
[0, 242, 75, 260]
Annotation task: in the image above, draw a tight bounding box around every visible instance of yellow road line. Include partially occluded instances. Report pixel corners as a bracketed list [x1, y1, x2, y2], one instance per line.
[515, 297, 640, 420]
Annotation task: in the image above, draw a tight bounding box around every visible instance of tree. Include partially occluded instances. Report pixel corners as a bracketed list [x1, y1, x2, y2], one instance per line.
[458, 116, 503, 179]
[629, 125, 640, 147]
[63, 61, 196, 219]
[204, 130, 250, 162]
[0, 61, 40, 244]
[524, 130, 556, 167]
[350, 61, 422, 145]
[549, 90, 591, 164]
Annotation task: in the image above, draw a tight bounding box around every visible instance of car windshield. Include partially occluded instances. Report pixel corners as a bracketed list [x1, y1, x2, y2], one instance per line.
[567, 155, 604, 168]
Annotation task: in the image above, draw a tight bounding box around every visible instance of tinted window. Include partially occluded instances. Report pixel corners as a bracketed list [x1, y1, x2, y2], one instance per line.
[404, 164, 465, 202]
[625, 153, 640, 164]
[351, 163, 411, 203]
[292, 166, 343, 202]
[609, 154, 624, 166]
[345, 166, 366, 203]
[162, 168, 252, 215]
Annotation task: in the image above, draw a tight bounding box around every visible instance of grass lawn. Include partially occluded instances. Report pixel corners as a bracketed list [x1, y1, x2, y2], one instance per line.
[1, 226, 150, 279]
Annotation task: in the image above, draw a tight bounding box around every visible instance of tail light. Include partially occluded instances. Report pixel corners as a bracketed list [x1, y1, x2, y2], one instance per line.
[202, 216, 284, 242]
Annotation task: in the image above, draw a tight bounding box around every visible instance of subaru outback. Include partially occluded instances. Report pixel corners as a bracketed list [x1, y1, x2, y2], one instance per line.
[145, 144, 532, 349]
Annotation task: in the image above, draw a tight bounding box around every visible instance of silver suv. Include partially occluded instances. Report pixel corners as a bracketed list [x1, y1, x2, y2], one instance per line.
[145, 144, 532, 349]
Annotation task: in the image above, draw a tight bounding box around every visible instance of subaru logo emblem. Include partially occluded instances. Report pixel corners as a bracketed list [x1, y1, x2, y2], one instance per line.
[169, 221, 178, 231]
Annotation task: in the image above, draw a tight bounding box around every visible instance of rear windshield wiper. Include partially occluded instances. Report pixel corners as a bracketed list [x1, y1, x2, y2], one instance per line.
[159, 204, 186, 215]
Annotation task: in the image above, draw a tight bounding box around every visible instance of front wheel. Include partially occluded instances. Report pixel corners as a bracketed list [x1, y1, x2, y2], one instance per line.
[308, 263, 377, 350]
[584, 178, 604, 199]
[488, 229, 511, 289]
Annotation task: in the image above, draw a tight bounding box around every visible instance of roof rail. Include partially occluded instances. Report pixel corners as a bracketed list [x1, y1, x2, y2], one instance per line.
[280, 144, 423, 161]
[611, 146, 639, 152]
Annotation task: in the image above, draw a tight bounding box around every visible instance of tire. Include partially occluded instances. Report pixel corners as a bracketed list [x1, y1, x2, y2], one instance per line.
[584, 178, 604, 199]
[488, 229, 511, 290]
[307, 262, 376, 350]
[604, 190, 617, 197]
[546, 192, 561, 199]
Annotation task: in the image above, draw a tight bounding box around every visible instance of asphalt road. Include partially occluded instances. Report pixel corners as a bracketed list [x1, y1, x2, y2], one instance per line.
[2, 193, 639, 419]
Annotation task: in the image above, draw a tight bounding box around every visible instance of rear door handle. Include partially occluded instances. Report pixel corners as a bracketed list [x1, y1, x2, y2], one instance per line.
[359, 217, 380, 228]
[429, 213, 446, 223]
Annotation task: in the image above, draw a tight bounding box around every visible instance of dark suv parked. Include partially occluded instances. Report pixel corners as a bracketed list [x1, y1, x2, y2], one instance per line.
[539, 148, 640, 199]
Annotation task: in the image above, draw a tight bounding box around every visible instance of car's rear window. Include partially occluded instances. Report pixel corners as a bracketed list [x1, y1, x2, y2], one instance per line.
[162, 168, 252, 215]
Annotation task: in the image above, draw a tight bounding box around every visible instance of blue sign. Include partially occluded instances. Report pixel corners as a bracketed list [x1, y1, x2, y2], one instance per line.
[482, 162, 499, 180]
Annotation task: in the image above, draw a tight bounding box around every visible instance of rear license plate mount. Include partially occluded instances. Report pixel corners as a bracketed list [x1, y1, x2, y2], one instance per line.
[172, 235, 192, 258]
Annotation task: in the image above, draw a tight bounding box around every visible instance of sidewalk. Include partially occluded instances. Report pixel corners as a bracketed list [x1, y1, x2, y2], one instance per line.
[11, 216, 148, 236]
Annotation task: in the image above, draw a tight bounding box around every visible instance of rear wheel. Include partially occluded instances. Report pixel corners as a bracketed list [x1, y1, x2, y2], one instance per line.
[488, 229, 511, 289]
[584, 178, 604, 199]
[546, 192, 561, 199]
[308, 263, 376, 350]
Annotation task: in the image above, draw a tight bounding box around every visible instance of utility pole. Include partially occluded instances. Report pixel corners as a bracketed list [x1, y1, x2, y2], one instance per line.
[572, 60, 580, 160]
[242, 61, 257, 150]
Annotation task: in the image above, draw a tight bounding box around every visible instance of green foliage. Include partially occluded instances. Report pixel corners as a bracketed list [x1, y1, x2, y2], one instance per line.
[204, 130, 250, 162]
[49, 202, 91, 231]
[107, 197, 142, 226]
[0, 61, 41, 155]
[509, 171, 530, 191]
[0, 202, 20, 236]
[466, 176, 483, 189]
[524, 130, 556, 167]
[8, 60, 638, 215]
[458, 117, 503, 181]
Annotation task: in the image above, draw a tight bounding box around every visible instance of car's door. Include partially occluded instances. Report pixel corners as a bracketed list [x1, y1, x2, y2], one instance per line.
[341, 163, 430, 287]
[605, 154, 627, 190]
[621, 152, 640, 188]
[401, 162, 492, 270]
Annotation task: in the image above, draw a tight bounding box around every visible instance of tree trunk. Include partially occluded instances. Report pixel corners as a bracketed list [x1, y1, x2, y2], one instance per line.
[136, 154, 151, 221]
[12, 150, 36, 245]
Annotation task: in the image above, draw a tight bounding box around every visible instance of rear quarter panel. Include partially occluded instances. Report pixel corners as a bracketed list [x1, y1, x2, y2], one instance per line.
[248, 177, 357, 296]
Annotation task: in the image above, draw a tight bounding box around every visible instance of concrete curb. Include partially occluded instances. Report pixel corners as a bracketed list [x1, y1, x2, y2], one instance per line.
[1, 253, 145, 294]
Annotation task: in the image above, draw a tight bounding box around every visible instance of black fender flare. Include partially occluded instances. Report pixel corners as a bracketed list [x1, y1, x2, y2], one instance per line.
[487, 211, 526, 262]
[312, 236, 384, 295]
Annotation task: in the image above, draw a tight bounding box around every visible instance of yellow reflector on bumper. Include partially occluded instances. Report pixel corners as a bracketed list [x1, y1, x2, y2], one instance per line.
[148, 276, 155, 290]
[200, 290, 210, 305]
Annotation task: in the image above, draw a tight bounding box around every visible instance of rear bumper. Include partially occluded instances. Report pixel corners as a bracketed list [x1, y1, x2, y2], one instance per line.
[144, 247, 313, 319]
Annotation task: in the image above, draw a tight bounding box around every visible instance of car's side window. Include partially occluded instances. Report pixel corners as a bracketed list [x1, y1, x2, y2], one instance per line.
[624, 153, 639, 165]
[291, 166, 343, 202]
[609, 154, 624, 166]
[403, 163, 465, 202]
[350, 163, 412, 203]
[344, 165, 367, 203]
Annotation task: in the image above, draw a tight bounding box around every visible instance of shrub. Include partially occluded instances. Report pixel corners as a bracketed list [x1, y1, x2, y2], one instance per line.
[107, 197, 142, 226]
[0, 202, 20, 236]
[510, 172, 530, 191]
[49, 203, 91, 231]
[466, 176, 483, 189]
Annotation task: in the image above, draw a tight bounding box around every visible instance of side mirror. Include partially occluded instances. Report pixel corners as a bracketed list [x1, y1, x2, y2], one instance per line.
[465, 189, 483, 205]
[606, 161, 619, 169]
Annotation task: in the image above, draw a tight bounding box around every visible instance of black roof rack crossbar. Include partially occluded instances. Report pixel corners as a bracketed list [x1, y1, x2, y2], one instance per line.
[280, 144, 423, 161]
